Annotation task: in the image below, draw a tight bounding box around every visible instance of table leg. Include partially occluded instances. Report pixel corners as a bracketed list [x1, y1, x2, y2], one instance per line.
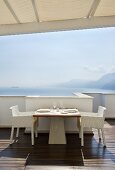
[49, 117, 66, 144]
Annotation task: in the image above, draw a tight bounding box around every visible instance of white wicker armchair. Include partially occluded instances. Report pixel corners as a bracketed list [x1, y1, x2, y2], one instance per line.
[80, 106, 106, 147]
[10, 105, 38, 145]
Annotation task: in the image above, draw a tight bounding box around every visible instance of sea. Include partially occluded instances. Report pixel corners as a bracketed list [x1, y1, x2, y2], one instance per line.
[0, 87, 115, 96]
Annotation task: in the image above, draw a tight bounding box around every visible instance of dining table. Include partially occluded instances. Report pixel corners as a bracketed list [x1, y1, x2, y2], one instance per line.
[33, 108, 81, 144]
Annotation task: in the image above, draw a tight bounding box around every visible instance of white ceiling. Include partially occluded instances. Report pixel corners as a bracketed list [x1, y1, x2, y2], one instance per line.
[0, 0, 115, 36]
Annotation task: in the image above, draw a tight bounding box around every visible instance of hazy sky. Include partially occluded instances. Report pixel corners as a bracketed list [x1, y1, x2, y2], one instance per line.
[0, 27, 115, 87]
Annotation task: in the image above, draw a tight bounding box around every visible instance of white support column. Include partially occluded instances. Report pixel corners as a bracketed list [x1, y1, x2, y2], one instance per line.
[49, 117, 66, 144]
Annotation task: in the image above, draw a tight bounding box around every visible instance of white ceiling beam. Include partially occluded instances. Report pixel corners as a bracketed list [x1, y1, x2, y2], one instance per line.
[0, 16, 115, 36]
[87, 0, 101, 18]
[4, 0, 20, 23]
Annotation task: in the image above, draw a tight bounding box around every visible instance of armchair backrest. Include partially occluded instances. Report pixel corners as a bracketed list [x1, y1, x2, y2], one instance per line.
[98, 106, 106, 117]
[10, 105, 19, 116]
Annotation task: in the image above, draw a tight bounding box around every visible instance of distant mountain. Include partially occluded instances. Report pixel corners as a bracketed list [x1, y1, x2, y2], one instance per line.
[55, 73, 115, 90]
[86, 73, 115, 89]
[96, 73, 115, 89]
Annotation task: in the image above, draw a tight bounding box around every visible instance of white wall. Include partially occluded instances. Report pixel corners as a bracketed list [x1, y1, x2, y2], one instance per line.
[0, 93, 115, 129]
[85, 93, 115, 118]
[102, 94, 115, 118]
[25, 96, 93, 111]
[85, 93, 103, 112]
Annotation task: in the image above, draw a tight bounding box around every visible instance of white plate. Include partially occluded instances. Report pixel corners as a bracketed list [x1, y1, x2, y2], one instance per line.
[64, 109, 78, 113]
[37, 109, 50, 113]
[61, 111, 68, 114]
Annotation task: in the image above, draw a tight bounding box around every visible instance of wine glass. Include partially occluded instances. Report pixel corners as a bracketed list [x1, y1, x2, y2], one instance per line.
[59, 101, 64, 110]
[53, 102, 57, 110]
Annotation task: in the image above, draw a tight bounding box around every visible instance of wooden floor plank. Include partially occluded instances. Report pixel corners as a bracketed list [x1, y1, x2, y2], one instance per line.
[0, 120, 115, 169]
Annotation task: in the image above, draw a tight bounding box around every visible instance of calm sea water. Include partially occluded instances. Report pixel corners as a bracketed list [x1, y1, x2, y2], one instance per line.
[0, 87, 115, 96]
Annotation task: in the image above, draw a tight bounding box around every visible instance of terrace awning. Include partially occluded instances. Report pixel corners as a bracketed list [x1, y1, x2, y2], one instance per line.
[0, 0, 115, 36]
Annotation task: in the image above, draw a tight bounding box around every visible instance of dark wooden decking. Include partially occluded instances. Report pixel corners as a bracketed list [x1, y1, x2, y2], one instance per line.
[0, 119, 115, 169]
